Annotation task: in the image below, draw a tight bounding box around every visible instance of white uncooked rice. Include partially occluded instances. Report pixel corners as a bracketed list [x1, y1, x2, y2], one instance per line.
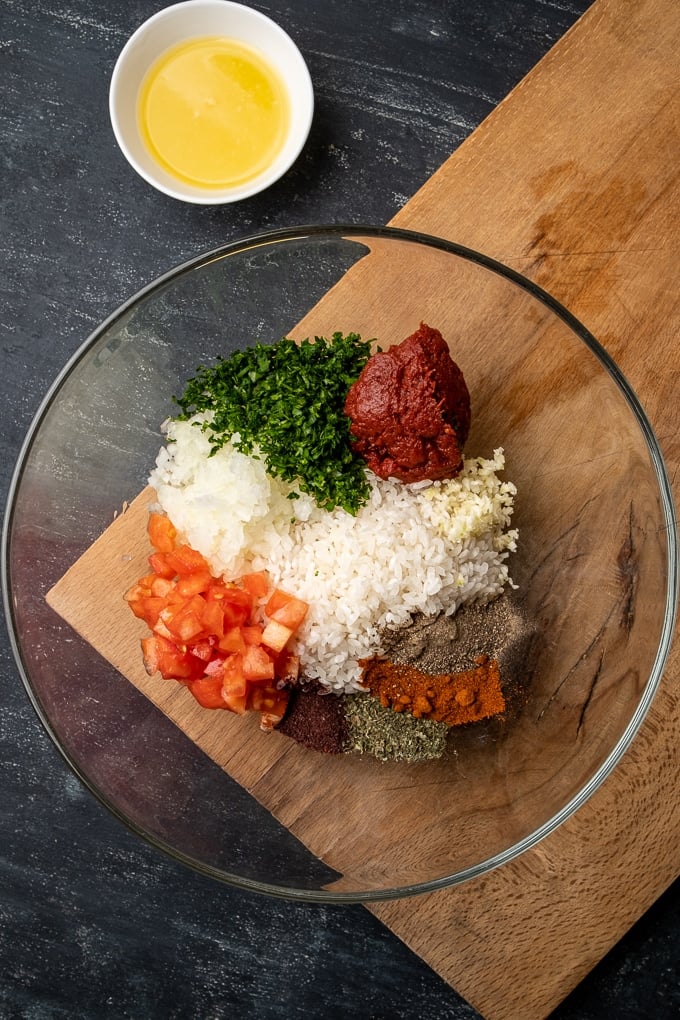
[149, 415, 518, 692]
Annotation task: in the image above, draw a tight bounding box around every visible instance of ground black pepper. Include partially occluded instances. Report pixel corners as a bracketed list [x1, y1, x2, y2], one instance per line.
[381, 592, 532, 679]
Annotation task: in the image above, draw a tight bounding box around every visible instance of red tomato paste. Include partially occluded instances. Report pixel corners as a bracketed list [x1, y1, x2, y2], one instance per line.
[343, 323, 471, 483]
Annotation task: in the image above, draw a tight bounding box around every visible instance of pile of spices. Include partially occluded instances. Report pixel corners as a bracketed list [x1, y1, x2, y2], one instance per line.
[276, 595, 534, 759]
[381, 592, 531, 678]
[343, 693, 449, 763]
[277, 682, 348, 754]
[360, 654, 506, 727]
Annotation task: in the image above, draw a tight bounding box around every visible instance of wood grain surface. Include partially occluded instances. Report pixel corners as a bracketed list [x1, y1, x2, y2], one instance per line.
[45, 0, 679, 1017]
[375, 0, 680, 1017]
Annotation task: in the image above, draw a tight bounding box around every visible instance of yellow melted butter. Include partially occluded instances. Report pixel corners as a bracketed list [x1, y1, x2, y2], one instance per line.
[138, 36, 290, 190]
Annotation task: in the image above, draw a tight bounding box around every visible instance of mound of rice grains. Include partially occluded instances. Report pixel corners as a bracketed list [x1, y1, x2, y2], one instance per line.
[139, 323, 527, 763]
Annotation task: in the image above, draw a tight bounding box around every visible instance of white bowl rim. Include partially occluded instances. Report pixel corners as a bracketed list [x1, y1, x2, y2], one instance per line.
[109, 0, 314, 204]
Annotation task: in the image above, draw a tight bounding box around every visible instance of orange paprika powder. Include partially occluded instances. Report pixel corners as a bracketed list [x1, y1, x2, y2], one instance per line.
[360, 654, 505, 727]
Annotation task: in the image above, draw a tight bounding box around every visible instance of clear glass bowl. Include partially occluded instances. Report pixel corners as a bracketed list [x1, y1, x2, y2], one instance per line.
[3, 225, 677, 902]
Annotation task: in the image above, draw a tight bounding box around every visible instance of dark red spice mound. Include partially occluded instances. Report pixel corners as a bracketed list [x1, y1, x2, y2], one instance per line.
[277, 683, 348, 754]
[344, 322, 471, 483]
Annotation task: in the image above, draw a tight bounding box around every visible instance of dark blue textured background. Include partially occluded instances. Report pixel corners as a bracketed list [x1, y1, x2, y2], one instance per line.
[1, 2, 678, 1017]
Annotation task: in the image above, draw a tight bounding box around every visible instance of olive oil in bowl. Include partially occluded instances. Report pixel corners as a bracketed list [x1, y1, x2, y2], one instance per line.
[137, 36, 291, 190]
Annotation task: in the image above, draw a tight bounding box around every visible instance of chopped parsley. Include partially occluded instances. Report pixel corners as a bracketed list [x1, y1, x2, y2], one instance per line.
[174, 332, 374, 514]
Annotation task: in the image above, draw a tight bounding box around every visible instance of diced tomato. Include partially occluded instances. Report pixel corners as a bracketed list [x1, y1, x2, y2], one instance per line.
[162, 594, 207, 642]
[276, 652, 300, 685]
[171, 610, 204, 642]
[201, 599, 225, 638]
[241, 571, 269, 598]
[189, 675, 226, 709]
[264, 588, 290, 617]
[141, 634, 204, 681]
[176, 568, 214, 598]
[222, 654, 247, 697]
[129, 515, 313, 730]
[222, 586, 253, 609]
[269, 595, 309, 631]
[221, 691, 248, 715]
[186, 593, 208, 617]
[204, 657, 224, 676]
[243, 644, 275, 682]
[125, 582, 149, 605]
[138, 572, 158, 589]
[221, 602, 250, 629]
[150, 576, 174, 598]
[141, 635, 160, 675]
[261, 619, 293, 654]
[137, 595, 166, 627]
[260, 706, 289, 732]
[148, 513, 176, 553]
[221, 587, 255, 624]
[152, 617, 174, 640]
[248, 686, 276, 712]
[248, 686, 290, 731]
[148, 551, 176, 579]
[125, 575, 156, 605]
[242, 624, 264, 646]
[218, 627, 247, 655]
[207, 584, 253, 628]
[161, 649, 205, 681]
[127, 596, 150, 622]
[163, 544, 209, 576]
[190, 638, 215, 662]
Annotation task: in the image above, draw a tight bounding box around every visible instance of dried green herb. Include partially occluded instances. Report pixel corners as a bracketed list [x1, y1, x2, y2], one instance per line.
[343, 693, 449, 763]
[174, 332, 373, 514]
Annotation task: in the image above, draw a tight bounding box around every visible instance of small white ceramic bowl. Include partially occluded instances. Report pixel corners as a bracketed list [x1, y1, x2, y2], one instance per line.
[109, 1, 314, 204]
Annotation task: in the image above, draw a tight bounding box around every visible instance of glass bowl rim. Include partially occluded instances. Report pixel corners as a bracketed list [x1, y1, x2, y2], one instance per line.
[3, 222, 678, 903]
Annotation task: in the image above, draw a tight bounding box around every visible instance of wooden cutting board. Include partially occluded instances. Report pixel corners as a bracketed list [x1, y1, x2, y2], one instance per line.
[46, 0, 680, 1016]
[372, 0, 680, 1016]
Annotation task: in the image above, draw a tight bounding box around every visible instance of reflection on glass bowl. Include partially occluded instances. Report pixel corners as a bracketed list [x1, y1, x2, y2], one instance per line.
[3, 225, 677, 902]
